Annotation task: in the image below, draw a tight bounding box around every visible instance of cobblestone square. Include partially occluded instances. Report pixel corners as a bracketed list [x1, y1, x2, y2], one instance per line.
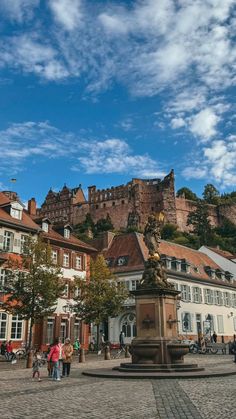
[0, 354, 236, 419]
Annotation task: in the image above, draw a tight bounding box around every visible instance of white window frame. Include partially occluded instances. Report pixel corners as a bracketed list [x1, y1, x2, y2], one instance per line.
[42, 222, 49, 233]
[0, 269, 7, 290]
[0, 312, 7, 339]
[217, 315, 224, 334]
[214, 290, 223, 306]
[11, 315, 23, 340]
[11, 208, 22, 220]
[223, 292, 231, 307]
[181, 285, 191, 302]
[63, 253, 69, 268]
[182, 312, 193, 333]
[204, 289, 214, 305]
[75, 256, 82, 270]
[46, 318, 54, 344]
[51, 250, 58, 264]
[3, 231, 14, 252]
[63, 284, 69, 297]
[20, 235, 28, 254]
[64, 228, 70, 239]
[192, 287, 202, 303]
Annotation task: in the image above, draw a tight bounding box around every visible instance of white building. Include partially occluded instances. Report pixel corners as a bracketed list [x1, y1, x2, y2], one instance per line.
[103, 232, 236, 345]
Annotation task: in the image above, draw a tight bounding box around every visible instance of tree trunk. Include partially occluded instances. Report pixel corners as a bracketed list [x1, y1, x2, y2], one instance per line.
[26, 318, 34, 369]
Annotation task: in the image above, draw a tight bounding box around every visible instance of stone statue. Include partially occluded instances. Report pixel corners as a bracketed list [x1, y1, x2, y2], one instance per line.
[144, 215, 161, 257]
[139, 214, 174, 290]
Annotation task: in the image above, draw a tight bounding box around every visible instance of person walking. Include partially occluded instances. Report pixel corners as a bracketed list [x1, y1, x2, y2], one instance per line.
[62, 338, 73, 377]
[212, 331, 217, 343]
[6, 340, 15, 361]
[32, 350, 42, 382]
[232, 336, 236, 363]
[73, 338, 80, 355]
[119, 331, 125, 351]
[48, 338, 64, 381]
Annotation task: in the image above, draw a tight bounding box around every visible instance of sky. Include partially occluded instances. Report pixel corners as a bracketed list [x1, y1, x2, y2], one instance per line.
[0, 0, 236, 206]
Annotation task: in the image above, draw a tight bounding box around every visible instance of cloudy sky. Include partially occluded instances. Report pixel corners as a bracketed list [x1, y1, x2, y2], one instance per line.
[0, 0, 236, 204]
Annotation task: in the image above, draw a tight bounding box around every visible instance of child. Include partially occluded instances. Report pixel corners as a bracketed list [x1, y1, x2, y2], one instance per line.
[32, 350, 42, 382]
[47, 344, 53, 377]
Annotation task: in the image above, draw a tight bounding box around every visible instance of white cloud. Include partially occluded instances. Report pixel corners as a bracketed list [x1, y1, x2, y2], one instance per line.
[170, 117, 186, 129]
[73, 138, 165, 177]
[0, 122, 163, 178]
[189, 108, 220, 141]
[203, 140, 236, 186]
[49, 0, 82, 31]
[182, 166, 207, 180]
[0, 0, 39, 22]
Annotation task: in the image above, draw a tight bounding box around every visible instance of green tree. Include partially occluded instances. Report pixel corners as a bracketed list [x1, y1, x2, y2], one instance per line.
[95, 214, 114, 235]
[176, 187, 198, 201]
[74, 254, 127, 350]
[202, 184, 220, 205]
[187, 200, 213, 245]
[74, 213, 95, 239]
[161, 223, 179, 240]
[3, 237, 63, 353]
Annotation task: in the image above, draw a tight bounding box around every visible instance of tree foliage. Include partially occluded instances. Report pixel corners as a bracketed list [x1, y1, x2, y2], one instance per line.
[74, 254, 128, 346]
[187, 200, 213, 245]
[176, 187, 198, 201]
[202, 184, 220, 205]
[3, 237, 63, 348]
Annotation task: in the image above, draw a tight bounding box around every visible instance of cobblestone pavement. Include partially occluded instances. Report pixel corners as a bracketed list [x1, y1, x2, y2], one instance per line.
[0, 354, 236, 419]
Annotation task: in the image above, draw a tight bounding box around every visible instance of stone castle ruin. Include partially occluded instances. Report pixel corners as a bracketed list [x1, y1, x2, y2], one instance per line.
[38, 170, 236, 233]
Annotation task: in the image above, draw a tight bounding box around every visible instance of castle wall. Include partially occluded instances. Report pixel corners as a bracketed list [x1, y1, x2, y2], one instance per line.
[218, 203, 236, 225]
[175, 197, 219, 232]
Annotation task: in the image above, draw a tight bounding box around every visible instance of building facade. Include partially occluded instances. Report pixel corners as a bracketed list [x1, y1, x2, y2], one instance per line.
[101, 232, 236, 345]
[0, 191, 96, 351]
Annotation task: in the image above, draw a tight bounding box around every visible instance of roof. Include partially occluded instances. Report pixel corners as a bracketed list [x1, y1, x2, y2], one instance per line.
[40, 230, 97, 253]
[0, 192, 40, 232]
[103, 232, 235, 287]
[205, 246, 236, 260]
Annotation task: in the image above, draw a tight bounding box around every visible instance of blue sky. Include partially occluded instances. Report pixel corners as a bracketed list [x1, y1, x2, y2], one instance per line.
[0, 0, 236, 205]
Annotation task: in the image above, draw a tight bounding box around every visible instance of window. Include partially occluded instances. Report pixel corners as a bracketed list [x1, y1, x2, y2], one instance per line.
[11, 315, 23, 339]
[192, 287, 202, 303]
[180, 285, 191, 302]
[182, 312, 193, 332]
[75, 256, 82, 270]
[223, 292, 231, 307]
[42, 222, 49, 232]
[63, 284, 69, 297]
[63, 253, 69, 267]
[74, 286, 80, 298]
[11, 208, 22, 220]
[74, 318, 80, 340]
[204, 289, 214, 304]
[46, 318, 54, 344]
[51, 250, 58, 264]
[20, 235, 28, 254]
[60, 319, 67, 343]
[64, 228, 70, 239]
[3, 231, 14, 252]
[214, 290, 223, 306]
[131, 280, 138, 291]
[0, 312, 7, 339]
[217, 315, 224, 333]
[232, 294, 236, 308]
[0, 269, 8, 290]
[121, 313, 136, 338]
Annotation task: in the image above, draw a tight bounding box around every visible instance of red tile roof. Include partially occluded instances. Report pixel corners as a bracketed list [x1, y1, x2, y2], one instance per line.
[0, 207, 40, 232]
[40, 230, 97, 253]
[103, 232, 235, 287]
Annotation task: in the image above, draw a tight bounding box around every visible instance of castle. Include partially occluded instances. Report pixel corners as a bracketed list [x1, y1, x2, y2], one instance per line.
[38, 170, 236, 232]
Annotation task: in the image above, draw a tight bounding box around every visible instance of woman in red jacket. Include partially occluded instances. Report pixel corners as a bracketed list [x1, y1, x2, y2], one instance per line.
[48, 338, 64, 381]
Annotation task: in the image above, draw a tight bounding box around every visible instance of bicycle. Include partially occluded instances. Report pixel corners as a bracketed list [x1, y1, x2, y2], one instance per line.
[112, 346, 126, 359]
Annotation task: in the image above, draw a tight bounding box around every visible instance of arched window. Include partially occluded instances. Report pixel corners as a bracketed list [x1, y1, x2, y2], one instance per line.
[121, 313, 136, 339]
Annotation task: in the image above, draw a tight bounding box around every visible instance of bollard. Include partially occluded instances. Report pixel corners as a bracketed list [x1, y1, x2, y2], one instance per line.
[104, 345, 111, 360]
[79, 348, 86, 363]
[26, 350, 33, 369]
[125, 345, 130, 358]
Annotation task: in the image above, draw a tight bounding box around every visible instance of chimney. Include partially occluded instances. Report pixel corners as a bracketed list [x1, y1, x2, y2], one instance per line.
[28, 198, 37, 216]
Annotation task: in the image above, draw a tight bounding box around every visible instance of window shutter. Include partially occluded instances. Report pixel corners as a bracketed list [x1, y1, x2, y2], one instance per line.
[0, 235, 3, 249]
[181, 312, 184, 333]
[13, 238, 21, 253]
[211, 290, 215, 305]
[187, 286, 191, 302]
[199, 288, 202, 303]
[190, 313, 194, 332]
[204, 289, 207, 304]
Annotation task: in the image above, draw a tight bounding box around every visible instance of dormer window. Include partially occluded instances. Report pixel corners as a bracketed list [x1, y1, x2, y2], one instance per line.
[10, 202, 23, 220]
[42, 222, 49, 233]
[64, 228, 70, 239]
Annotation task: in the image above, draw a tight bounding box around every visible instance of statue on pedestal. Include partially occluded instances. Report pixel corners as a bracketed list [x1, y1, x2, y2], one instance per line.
[140, 214, 173, 290]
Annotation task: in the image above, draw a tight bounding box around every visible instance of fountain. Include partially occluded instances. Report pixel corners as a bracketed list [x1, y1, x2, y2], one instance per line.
[118, 214, 202, 373]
